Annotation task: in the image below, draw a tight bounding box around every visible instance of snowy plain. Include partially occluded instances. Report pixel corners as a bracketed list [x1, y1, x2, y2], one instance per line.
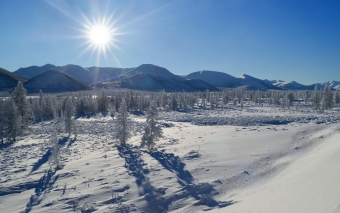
[1, 104, 340, 213]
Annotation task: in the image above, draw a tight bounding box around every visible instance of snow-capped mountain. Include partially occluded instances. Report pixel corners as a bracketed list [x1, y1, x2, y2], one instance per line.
[0, 67, 25, 91]
[320, 81, 340, 90]
[232, 74, 281, 90]
[23, 70, 92, 93]
[268, 79, 340, 90]
[271, 80, 314, 90]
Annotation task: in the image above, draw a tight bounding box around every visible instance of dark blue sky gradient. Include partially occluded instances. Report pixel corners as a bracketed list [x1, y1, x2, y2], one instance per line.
[1, 0, 339, 84]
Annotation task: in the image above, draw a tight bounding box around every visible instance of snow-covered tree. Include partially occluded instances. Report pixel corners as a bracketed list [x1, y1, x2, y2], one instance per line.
[334, 89, 340, 104]
[64, 98, 75, 137]
[4, 99, 21, 142]
[115, 99, 131, 146]
[141, 100, 163, 150]
[0, 99, 5, 144]
[311, 85, 321, 110]
[322, 85, 333, 110]
[12, 81, 31, 129]
[285, 91, 294, 109]
[97, 89, 109, 112]
[49, 131, 61, 170]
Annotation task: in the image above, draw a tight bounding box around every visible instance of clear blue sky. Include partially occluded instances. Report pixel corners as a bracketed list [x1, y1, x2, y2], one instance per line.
[1, 0, 339, 84]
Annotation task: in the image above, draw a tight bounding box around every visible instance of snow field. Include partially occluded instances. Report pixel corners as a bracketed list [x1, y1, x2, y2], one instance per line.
[0, 107, 340, 213]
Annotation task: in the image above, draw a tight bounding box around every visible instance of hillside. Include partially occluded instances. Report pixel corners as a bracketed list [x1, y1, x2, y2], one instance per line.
[186, 70, 237, 87]
[272, 81, 311, 90]
[23, 70, 92, 93]
[58, 65, 92, 84]
[186, 71, 281, 90]
[231, 74, 281, 90]
[0, 67, 26, 91]
[93, 72, 219, 92]
[128, 64, 184, 81]
[14, 64, 57, 78]
[86, 67, 134, 83]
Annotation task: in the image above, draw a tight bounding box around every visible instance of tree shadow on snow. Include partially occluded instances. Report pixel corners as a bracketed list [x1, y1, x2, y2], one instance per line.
[0, 140, 15, 149]
[75, 113, 96, 119]
[30, 149, 52, 173]
[147, 149, 236, 209]
[117, 145, 173, 213]
[148, 150, 194, 185]
[22, 169, 59, 213]
[67, 138, 77, 148]
[30, 137, 70, 174]
[58, 137, 69, 146]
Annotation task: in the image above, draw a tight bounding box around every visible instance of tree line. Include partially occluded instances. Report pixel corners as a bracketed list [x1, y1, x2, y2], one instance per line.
[1, 82, 339, 145]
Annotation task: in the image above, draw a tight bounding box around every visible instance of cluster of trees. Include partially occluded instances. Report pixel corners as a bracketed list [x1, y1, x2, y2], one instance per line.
[115, 99, 163, 149]
[0, 82, 77, 144]
[0, 82, 31, 144]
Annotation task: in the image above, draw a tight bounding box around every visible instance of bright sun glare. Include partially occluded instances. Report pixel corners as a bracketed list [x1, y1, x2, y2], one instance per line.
[81, 16, 120, 56]
[88, 25, 111, 46]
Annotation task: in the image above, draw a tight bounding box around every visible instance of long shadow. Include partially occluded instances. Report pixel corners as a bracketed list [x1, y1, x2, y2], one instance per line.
[0, 180, 39, 196]
[21, 169, 59, 213]
[117, 145, 172, 213]
[147, 149, 235, 208]
[30, 137, 69, 174]
[30, 149, 51, 173]
[58, 137, 69, 146]
[75, 113, 96, 119]
[0, 141, 15, 149]
[67, 138, 77, 148]
[148, 151, 193, 186]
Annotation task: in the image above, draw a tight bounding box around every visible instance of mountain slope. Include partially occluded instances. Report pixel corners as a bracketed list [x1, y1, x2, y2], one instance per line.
[93, 72, 219, 92]
[23, 70, 92, 93]
[58, 64, 92, 84]
[184, 79, 219, 91]
[272, 81, 312, 90]
[186, 70, 237, 87]
[232, 74, 281, 90]
[86, 67, 134, 83]
[320, 81, 340, 90]
[14, 64, 57, 78]
[127, 64, 184, 81]
[186, 71, 281, 90]
[0, 67, 26, 91]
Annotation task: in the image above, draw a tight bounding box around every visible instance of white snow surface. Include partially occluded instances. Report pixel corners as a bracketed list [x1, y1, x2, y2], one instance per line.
[1, 106, 340, 213]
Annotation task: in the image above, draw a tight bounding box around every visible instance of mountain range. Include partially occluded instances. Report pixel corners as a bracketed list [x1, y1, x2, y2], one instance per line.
[0, 64, 338, 93]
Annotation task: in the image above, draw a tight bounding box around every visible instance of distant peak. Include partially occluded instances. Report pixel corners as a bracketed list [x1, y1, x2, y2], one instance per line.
[139, 64, 157, 67]
[43, 63, 55, 66]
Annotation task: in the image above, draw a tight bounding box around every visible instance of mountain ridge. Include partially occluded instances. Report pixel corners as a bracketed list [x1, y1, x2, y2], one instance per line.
[8, 64, 340, 92]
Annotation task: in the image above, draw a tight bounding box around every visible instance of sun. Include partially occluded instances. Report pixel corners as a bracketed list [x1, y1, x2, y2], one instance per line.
[76, 15, 124, 66]
[88, 25, 111, 46]
[85, 23, 116, 51]
[81, 16, 119, 55]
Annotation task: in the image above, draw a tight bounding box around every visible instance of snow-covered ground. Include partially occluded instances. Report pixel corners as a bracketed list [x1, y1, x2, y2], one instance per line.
[1, 106, 340, 213]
